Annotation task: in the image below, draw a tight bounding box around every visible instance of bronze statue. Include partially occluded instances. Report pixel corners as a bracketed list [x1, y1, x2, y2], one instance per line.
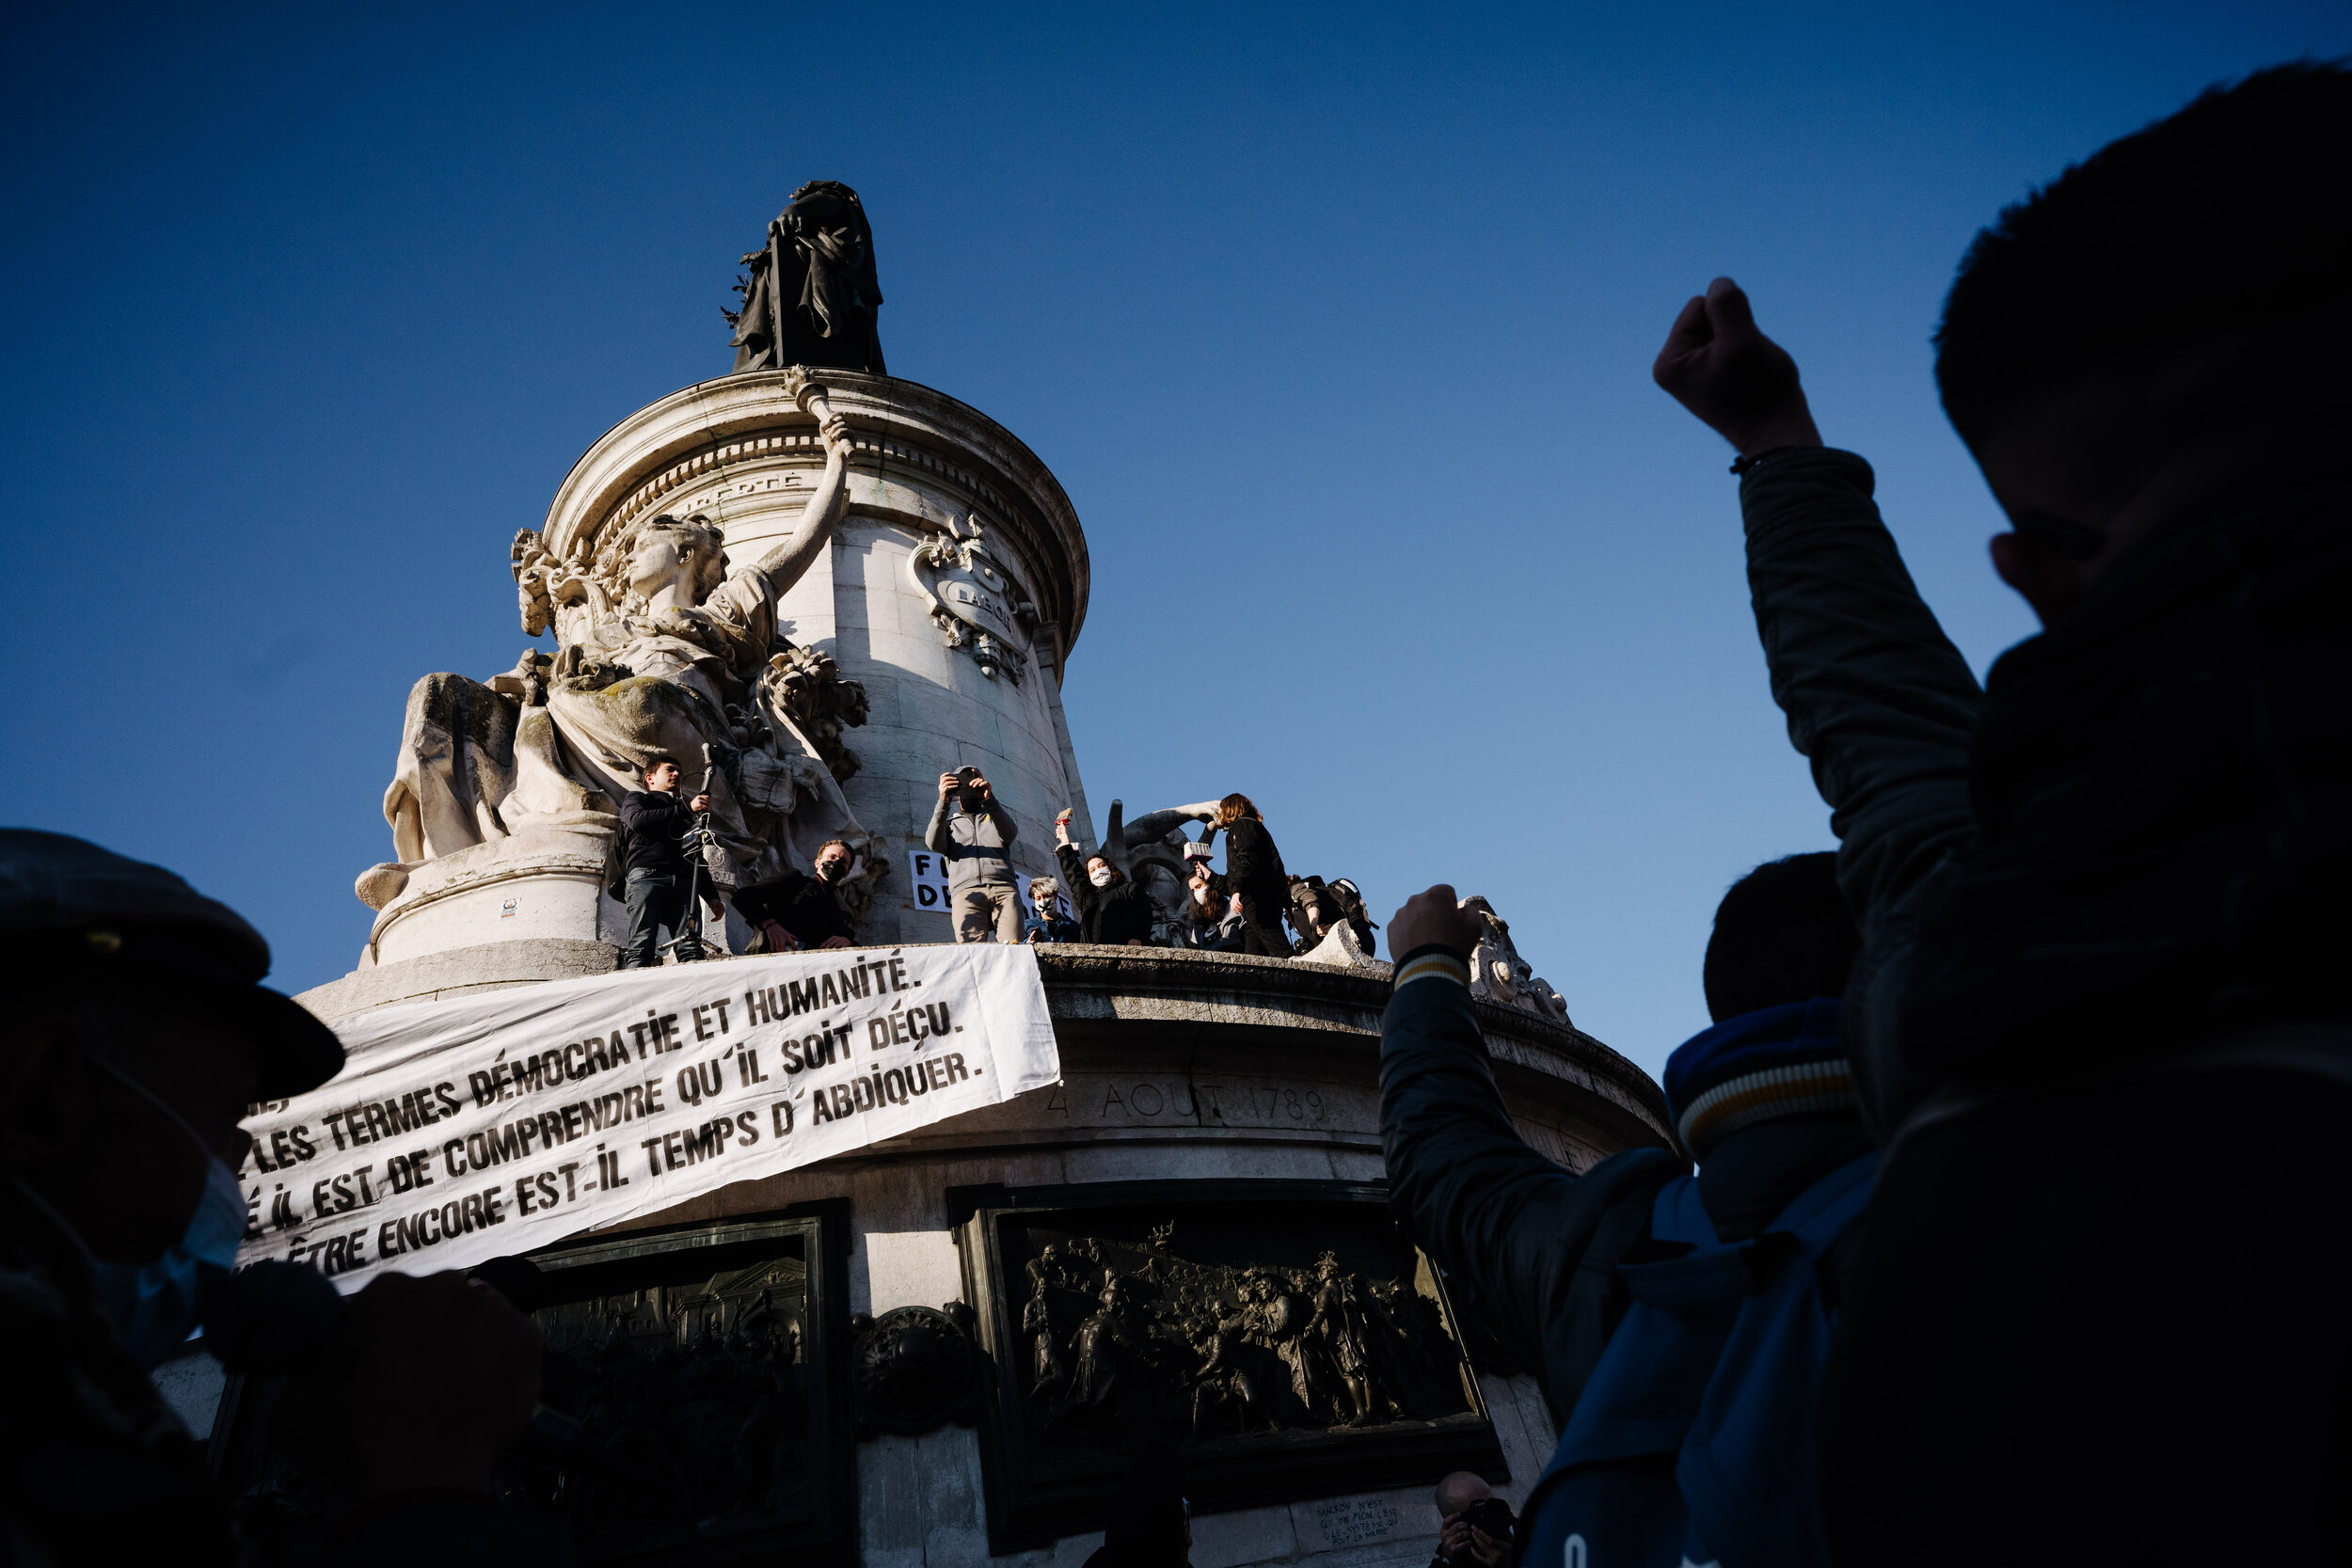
[1055, 1279, 1143, 1427]
[1024, 1250, 1073, 1402]
[1185, 1318, 1280, 1438]
[727, 181, 886, 374]
[1308, 1253, 1396, 1426]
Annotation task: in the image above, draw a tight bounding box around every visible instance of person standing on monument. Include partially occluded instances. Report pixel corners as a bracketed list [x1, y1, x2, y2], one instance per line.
[1216, 795, 1295, 958]
[927, 766, 1023, 943]
[1649, 65, 2352, 1561]
[1052, 823, 1156, 947]
[617, 754, 711, 968]
[0, 830, 544, 1563]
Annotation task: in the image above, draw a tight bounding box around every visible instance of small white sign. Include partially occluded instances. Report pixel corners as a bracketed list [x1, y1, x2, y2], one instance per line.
[908, 849, 953, 912]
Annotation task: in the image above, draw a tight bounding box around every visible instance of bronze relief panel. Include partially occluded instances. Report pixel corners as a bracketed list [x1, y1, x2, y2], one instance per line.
[212, 1206, 852, 1567]
[954, 1180, 1507, 1553]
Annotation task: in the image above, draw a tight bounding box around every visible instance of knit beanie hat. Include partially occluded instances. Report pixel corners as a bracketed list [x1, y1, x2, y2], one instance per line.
[1662, 998, 1856, 1160]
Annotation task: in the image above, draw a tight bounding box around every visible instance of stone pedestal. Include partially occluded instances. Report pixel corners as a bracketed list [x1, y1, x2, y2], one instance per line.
[538, 368, 1100, 948]
[366, 822, 621, 966]
[278, 369, 1675, 1568]
[293, 945, 1669, 1567]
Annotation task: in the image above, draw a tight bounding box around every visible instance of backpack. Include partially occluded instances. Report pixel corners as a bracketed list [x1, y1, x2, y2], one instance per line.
[1516, 1152, 1878, 1568]
[603, 820, 629, 902]
[1325, 878, 1377, 934]
[1289, 875, 1380, 946]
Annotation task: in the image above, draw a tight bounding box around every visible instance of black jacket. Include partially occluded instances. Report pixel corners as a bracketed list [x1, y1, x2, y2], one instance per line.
[1379, 965, 1867, 1419]
[1056, 845, 1157, 945]
[619, 789, 696, 877]
[732, 869, 856, 949]
[1222, 817, 1286, 903]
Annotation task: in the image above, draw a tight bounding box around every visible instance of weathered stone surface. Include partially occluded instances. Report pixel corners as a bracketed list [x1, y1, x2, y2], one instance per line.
[1463, 895, 1573, 1026]
[295, 936, 616, 1023]
[527, 369, 1100, 949]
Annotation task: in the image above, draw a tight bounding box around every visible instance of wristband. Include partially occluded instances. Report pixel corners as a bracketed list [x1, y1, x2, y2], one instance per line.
[1392, 945, 1470, 993]
[1729, 445, 1811, 476]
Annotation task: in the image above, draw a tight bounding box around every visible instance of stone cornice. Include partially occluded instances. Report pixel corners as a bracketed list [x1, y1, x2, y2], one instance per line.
[1032, 945, 1670, 1142]
[541, 370, 1090, 657]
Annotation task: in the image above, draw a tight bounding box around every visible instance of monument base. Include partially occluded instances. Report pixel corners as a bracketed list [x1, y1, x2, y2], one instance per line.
[266, 944, 1668, 1567]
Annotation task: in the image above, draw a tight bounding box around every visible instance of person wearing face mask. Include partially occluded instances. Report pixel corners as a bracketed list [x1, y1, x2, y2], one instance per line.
[730, 838, 860, 953]
[1022, 877, 1081, 944]
[0, 829, 544, 1565]
[1179, 857, 1244, 951]
[925, 766, 1023, 943]
[1053, 819, 1155, 947]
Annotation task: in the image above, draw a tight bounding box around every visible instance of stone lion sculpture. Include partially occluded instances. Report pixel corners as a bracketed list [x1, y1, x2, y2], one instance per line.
[361, 372, 885, 921]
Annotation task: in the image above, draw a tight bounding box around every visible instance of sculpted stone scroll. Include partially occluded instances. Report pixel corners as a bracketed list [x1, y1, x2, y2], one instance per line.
[1463, 894, 1573, 1025]
[904, 514, 1038, 684]
[363, 370, 886, 923]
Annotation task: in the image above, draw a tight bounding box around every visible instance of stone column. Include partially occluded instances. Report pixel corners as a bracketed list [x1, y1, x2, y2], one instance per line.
[539, 369, 1096, 948]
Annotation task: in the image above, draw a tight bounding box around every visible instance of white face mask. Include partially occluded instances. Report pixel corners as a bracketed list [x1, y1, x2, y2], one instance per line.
[1089, 869, 1115, 889]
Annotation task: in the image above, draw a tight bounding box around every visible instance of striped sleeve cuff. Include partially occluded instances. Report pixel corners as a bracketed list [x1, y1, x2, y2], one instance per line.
[1392, 948, 1470, 993]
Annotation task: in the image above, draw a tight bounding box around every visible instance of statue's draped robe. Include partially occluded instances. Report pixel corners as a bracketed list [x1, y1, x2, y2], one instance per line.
[387, 563, 865, 888]
[728, 185, 884, 375]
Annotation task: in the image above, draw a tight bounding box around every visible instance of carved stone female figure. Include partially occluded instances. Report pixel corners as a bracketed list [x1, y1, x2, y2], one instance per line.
[368, 372, 884, 919]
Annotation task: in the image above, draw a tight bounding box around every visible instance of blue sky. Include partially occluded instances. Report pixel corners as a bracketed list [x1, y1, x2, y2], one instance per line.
[5, 3, 2344, 1081]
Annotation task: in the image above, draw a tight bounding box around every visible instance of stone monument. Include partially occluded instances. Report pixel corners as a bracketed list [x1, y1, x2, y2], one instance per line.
[230, 188, 1674, 1568]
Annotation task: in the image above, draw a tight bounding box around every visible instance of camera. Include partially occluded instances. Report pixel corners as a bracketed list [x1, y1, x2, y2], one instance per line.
[1430, 1497, 1517, 1568]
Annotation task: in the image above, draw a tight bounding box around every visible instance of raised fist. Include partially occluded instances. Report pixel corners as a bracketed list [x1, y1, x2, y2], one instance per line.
[1652, 277, 1822, 458]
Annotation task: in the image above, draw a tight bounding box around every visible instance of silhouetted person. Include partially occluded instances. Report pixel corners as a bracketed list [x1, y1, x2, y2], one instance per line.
[1216, 795, 1293, 957]
[0, 832, 543, 1564]
[1384, 855, 1872, 1566]
[1654, 62, 2352, 1565]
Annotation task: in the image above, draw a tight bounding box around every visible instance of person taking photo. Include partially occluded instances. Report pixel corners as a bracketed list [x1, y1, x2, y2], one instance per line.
[616, 754, 712, 969]
[925, 765, 1022, 943]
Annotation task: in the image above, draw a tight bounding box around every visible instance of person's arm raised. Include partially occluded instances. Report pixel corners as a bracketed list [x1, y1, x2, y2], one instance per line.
[1379, 886, 1679, 1417]
[923, 782, 956, 857]
[752, 411, 855, 596]
[1654, 277, 1980, 1132]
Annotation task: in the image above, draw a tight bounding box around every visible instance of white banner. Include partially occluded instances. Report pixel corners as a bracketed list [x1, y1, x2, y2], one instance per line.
[236, 943, 1058, 1291]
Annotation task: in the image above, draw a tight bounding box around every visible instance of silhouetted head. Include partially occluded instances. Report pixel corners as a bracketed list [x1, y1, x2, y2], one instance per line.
[1936, 62, 2352, 617]
[1702, 853, 1860, 1022]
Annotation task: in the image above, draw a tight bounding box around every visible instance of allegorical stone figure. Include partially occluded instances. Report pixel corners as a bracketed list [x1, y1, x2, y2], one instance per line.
[366, 370, 885, 919]
[726, 181, 886, 375]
